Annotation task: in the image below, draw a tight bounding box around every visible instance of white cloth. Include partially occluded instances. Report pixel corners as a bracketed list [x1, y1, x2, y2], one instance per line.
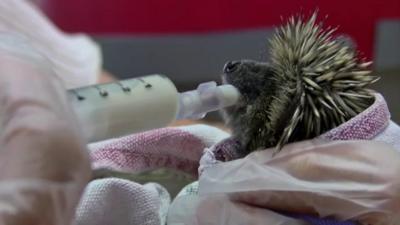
[374, 121, 400, 150]
[75, 178, 171, 225]
[81, 125, 230, 225]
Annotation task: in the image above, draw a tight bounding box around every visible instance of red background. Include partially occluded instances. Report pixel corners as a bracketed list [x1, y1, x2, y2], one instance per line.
[43, 0, 400, 59]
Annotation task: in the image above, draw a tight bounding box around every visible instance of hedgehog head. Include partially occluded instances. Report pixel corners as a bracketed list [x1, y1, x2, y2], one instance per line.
[222, 60, 275, 104]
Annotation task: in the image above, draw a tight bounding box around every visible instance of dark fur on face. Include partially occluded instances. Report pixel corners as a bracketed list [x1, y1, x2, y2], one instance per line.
[220, 60, 298, 156]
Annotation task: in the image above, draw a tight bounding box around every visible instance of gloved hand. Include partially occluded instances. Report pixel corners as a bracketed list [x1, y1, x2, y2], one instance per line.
[193, 139, 400, 225]
[0, 36, 90, 225]
[0, 0, 102, 89]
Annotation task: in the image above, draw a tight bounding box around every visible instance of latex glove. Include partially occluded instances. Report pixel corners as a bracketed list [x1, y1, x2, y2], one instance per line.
[0, 0, 102, 88]
[169, 193, 308, 225]
[0, 37, 91, 224]
[194, 139, 400, 225]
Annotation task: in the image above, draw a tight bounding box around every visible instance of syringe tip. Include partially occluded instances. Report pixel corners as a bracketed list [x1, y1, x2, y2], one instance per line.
[176, 82, 240, 120]
[217, 84, 241, 107]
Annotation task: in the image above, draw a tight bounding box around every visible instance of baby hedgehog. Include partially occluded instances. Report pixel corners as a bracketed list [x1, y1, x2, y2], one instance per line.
[220, 13, 379, 157]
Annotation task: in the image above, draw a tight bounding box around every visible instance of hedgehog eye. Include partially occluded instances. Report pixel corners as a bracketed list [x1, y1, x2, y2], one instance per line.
[223, 61, 240, 73]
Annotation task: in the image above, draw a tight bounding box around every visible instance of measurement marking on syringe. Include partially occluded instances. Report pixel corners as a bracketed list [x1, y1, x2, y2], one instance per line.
[71, 89, 85, 101]
[138, 78, 153, 89]
[95, 86, 109, 97]
[116, 82, 131, 92]
[69, 77, 160, 101]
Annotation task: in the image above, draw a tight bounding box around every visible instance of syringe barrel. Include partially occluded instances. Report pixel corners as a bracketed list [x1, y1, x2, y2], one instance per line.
[69, 75, 179, 143]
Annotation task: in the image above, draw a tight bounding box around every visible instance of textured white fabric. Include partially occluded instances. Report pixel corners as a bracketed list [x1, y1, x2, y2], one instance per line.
[74, 178, 171, 225]
[374, 121, 400, 151]
[77, 125, 228, 225]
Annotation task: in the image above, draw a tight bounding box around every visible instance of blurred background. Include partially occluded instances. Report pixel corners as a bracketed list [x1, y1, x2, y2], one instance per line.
[35, 0, 400, 122]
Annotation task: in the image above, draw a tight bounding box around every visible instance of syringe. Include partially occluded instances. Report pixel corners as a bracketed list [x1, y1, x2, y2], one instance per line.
[68, 74, 240, 143]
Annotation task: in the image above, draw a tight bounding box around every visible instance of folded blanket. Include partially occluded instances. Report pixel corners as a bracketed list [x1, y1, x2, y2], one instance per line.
[73, 125, 229, 225]
[74, 93, 400, 225]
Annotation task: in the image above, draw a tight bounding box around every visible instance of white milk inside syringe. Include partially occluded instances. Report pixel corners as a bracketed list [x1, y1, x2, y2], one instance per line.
[69, 75, 240, 143]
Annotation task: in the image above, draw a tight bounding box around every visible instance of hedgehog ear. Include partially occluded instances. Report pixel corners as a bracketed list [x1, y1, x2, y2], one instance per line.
[335, 35, 357, 52]
[257, 62, 274, 78]
[262, 63, 276, 85]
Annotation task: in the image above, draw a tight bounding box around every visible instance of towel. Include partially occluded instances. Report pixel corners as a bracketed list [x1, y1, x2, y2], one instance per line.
[73, 125, 229, 225]
[74, 93, 400, 225]
[74, 179, 170, 225]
